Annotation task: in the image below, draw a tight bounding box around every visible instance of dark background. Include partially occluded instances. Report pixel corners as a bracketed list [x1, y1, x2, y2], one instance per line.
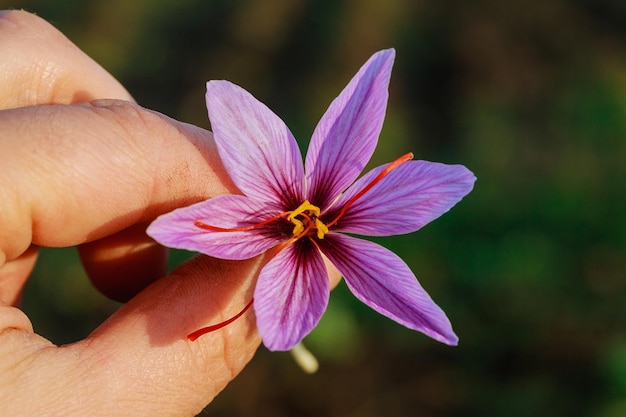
[3, 0, 626, 416]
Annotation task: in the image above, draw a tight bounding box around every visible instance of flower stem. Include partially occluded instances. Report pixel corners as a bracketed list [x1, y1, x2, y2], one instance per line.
[290, 342, 319, 374]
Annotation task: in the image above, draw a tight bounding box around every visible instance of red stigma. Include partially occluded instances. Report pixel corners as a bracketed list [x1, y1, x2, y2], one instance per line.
[326, 152, 413, 228]
[187, 298, 255, 341]
[194, 212, 290, 232]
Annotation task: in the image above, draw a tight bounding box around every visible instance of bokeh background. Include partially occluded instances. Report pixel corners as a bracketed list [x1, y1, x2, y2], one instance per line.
[3, 0, 626, 416]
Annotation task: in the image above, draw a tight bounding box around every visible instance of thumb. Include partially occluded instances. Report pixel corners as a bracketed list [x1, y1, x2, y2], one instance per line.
[83, 254, 264, 416]
[1, 254, 264, 417]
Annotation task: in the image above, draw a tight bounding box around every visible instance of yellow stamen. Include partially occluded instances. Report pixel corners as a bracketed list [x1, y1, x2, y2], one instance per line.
[291, 218, 305, 236]
[287, 200, 320, 222]
[286, 200, 328, 239]
[315, 219, 329, 239]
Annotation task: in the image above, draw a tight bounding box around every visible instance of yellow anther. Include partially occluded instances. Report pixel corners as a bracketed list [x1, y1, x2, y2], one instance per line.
[287, 200, 329, 238]
[287, 200, 320, 222]
[315, 219, 329, 239]
[291, 218, 304, 236]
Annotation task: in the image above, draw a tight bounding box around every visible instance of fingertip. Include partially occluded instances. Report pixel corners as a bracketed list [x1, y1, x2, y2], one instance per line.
[0, 303, 34, 334]
[0, 9, 133, 108]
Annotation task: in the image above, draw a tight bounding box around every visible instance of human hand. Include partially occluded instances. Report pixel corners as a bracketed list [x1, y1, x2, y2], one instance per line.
[0, 10, 265, 416]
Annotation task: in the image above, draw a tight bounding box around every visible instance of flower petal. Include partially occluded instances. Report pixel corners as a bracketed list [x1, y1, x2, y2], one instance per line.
[305, 49, 395, 207]
[318, 234, 458, 345]
[254, 239, 330, 351]
[330, 160, 475, 236]
[206, 80, 304, 207]
[146, 195, 284, 260]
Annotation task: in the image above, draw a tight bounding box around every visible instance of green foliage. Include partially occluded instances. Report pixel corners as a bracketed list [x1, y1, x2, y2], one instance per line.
[6, 0, 626, 415]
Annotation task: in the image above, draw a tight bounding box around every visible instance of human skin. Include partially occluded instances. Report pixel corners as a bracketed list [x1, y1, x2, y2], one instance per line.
[0, 9, 285, 416]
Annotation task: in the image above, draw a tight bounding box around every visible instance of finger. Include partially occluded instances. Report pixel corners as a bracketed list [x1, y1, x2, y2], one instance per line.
[0, 100, 236, 301]
[0, 254, 263, 417]
[0, 10, 132, 108]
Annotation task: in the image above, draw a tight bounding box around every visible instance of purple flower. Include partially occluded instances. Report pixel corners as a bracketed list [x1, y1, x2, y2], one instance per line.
[147, 49, 475, 351]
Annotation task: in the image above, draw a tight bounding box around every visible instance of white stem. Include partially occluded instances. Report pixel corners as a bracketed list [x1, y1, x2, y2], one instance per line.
[289, 342, 319, 374]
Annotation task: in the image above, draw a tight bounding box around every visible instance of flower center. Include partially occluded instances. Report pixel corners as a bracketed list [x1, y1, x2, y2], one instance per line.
[287, 200, 329, 239]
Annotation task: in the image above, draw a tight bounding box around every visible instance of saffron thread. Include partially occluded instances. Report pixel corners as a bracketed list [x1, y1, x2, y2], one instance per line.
[194, 212, 290, 232]
[187, 298, 255, 341]
[326, 152, 413, 227]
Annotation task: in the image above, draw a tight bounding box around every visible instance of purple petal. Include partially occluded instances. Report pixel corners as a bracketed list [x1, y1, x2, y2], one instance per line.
[206, 81, 304, 207]
[254, 240, 330, 351]
[329, 160, 476, 236]
[146, 195, 285, 260]
[304, 49, 395, 208]
[318, 234, 458, 345]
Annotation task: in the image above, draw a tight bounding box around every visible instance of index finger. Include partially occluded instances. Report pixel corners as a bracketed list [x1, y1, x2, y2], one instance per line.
[0, 100, 235, 263]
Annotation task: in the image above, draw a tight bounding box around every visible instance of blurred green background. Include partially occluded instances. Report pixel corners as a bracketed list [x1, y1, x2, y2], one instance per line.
[3, 0, 626, 416]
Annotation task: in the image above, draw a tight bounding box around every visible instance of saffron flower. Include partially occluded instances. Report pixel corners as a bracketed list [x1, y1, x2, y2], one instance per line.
[147, 49, 475, 351]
